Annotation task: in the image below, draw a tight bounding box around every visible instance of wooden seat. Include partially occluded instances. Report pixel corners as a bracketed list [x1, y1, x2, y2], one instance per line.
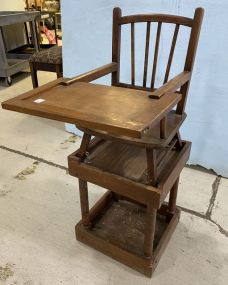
[29, 45, 62, 88]
[68, 138, 191, 202]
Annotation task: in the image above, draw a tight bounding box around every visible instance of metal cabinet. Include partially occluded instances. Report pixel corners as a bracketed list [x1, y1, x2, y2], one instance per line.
[0, 11, 40, 86]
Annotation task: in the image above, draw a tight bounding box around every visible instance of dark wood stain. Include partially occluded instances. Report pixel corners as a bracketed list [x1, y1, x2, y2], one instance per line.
[1, 6, 204, 278]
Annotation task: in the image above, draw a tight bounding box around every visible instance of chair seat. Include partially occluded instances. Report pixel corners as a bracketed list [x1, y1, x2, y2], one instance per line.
[69, 138, 190, 184]
[68, 139, 191, 207]
[29, 46, 62, 64]
[81, 140, 182, 184]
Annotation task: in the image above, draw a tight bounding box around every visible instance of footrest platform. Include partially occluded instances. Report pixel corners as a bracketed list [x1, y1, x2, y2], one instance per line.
[75, 192, 180, 277]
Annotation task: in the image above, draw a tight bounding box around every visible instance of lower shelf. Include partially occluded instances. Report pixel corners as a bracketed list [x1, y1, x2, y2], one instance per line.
[75, 194, 180, 277]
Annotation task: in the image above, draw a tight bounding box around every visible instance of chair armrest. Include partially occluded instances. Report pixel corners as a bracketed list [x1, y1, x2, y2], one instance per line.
[60, 62, 118, 86]
[148, 71, 191, 99]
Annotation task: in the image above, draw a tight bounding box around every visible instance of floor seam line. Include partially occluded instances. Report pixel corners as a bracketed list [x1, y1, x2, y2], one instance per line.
[0, 145, 68, 171]
[178, 205, 205, 219]
[179, 205, 228, 238]
[205, 176, 221, 219]
[210, 219, 228, 238]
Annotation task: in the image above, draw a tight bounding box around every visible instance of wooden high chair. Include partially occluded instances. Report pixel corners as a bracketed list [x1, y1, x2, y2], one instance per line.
[2, 7, 204, 278]
[67, 7, 204, 277]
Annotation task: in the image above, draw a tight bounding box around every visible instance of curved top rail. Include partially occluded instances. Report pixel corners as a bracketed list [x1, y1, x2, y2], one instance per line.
[119, 14, 193, 27]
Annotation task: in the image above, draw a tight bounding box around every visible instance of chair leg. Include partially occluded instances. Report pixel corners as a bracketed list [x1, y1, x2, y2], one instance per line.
[144, 205, 157, 258]
[77, 134, 92, 227]
[29, 62, 38, 88]
[56, 64, 63, 78]
[78, 179, 91, 227]
[166, 177, 179, 222]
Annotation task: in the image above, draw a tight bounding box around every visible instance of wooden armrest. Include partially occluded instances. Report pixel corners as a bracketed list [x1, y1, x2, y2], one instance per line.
[148, 71, 191, 99]
[60, 62, 118, 86]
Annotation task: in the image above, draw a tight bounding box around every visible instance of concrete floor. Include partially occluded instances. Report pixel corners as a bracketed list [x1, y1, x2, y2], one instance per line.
[0, 73, 228, 285]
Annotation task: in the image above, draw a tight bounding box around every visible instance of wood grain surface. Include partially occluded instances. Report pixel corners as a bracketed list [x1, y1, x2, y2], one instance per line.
[2, 81, 181, 138]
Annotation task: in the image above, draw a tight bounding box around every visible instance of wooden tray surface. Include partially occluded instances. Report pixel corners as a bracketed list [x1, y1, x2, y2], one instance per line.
[2, 80, 181, 138]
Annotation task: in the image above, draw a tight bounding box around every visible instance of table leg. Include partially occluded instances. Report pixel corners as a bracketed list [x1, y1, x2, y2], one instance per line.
[29, 62, 38, 88]
[144, 205, 157, 258]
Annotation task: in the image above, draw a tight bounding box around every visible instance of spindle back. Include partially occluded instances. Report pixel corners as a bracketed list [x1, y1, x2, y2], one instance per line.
[111, 7, 204, 114]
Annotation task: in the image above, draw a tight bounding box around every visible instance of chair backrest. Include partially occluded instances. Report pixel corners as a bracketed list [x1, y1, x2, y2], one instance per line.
[111, 7, 204, 114]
